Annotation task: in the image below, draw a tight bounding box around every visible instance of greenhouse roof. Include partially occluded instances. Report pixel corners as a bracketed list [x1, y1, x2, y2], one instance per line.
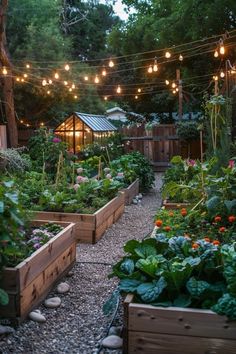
[75, 112, 117, 132]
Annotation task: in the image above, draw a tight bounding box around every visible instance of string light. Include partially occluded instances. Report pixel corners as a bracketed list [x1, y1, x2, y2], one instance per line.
[108, 59, 114, 68]
[26, 64, 30, 69]
[71, 83, 75, 89]
[23, 73, 28, 78]
[219, 39, 225, 55]
[2, 67, 8, 75]
[64, 81, 68, 85]
[147, 65, 153, 73]
[102, 67, 107, 76]
[42, 79, 47, 86]
[220, 71, 225, 78]
[179, 54, 183, 61]
[21, 78, 25, 82]
[135, 95, 138, 99]
[64, 64, 70, 71]
[20, 120, 24, 123]
[74, 95, 78, 99]
[172, 82, 176, 88]
[137, 88, 141, 93]
[104, 96, 108, 101]
[153, 58, 158, 72]
[214, 50, 219, 58]
[47, 90, 50, 94]
[172, 90, 176, 94]
[165, 51, 171, 58]
[84, 75, 89, 81]
[48, 79, 53, 84]
[16, 77, 20, 82]
[116, 85, 121, 94]
[213, 75, 218, 81]
[94, 75, 100, 84]
[176, 87, 179, 92]
[40, 122, 44, 126]
[26, 124, 30, 127]
[165, 80, 170, 85]
[54, 72, 59, 79]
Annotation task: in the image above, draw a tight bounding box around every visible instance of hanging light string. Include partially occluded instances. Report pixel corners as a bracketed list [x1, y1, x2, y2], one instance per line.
[11, 28, 236, 65]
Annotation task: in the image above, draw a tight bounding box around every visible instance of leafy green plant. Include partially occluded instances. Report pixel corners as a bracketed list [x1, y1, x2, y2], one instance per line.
[110, 235, 236, 319]
[0, 180, 29, 305]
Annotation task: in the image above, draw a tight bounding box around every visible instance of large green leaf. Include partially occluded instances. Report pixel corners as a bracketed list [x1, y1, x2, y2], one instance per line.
[136, 255, 166, 278]
[134, 239, 157, 258]
[120, 258, 135, 276]
[0, 288, 9, 306]
[137, 277, 167, 303]
[119, 279, 142, 293]
[5, 192, 18, 204]
[186, 277, 210, 297]
[124, 240, 140, 255]
[173, 294, 192, 308]
[206, 196, 221, 214]
[224, 200, 236, 213]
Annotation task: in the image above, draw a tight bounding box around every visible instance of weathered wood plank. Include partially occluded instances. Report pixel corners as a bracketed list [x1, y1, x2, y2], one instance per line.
[128, 331, 236, 354]
[128, 303, 236, 340]
[122, 179, 139, 205]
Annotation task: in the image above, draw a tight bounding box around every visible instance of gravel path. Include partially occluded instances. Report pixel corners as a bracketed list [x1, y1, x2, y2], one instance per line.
[0, 174, 162, 354]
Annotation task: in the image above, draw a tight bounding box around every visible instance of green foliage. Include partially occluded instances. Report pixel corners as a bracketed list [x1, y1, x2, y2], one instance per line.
[0, 148, 31, 173]
[177, 121, 200, 141]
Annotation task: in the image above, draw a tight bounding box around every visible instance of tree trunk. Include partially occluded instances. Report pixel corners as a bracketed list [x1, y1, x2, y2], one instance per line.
[0, 0, 18, 147]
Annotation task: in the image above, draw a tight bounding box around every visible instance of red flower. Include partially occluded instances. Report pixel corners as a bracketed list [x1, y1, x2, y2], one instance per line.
[181, 208, 187, 216]
[192, 243, 199, 249]
[156, 219, 163, 227]
[164, 226, 171, 232]
[228, 215, 236, 223]
[213, 240, 220, 246]
[204, 237, 210, 242]
[228, 160, 235, 168]
[219, 227, 226, 233]
[214, 216, 221, 222]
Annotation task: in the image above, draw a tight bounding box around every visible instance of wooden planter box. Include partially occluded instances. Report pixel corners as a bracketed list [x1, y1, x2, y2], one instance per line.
[0, 220, 75, 326]
[122, 179, 139, 205]
[33, 192, 125, 244]
[163, 199, 190, 210]
[124, 294, 236, 354]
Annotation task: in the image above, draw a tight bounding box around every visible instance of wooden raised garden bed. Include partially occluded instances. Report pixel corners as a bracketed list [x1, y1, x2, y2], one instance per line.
[122, 179, 139, 205]
[0, 220, 75, 326]
[124, 294, 236, 354]
[162, 199, 190, 210]
[33, 192, 125, 244]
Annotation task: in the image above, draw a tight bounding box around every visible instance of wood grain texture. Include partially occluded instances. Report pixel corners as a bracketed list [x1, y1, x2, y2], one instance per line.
[122, 179, 139, 205]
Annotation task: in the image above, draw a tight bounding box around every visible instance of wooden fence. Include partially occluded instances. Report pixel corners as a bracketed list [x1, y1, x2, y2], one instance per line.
[121, 124, 201, 171]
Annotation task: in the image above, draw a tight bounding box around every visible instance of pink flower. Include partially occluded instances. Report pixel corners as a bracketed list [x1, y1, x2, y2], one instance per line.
[228, 160, 235, 168]
[52, 137, 61, 143]
[187, 159, 196, 166]
[106, 174, 112, 179]
[73, 183, 80, 191]
[76, 175, 84, 183]
[77, 167, 83, 174]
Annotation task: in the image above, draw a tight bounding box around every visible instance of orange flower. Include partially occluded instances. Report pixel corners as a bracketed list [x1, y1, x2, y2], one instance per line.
[164, 226, 171, 232]
[214, 216, 222, 222]
[169, 211, 174, 217]
[181, 208, 187, 216]
[155, 219, 163, 227]
[219, 227, 226, 233]
[212, 240, 220, 246]
[228, 215, 236, 223]
[192, 243, 199, 249]
[204, 237, 210, 242]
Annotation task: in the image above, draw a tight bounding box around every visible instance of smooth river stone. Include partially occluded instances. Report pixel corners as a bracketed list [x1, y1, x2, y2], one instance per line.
[102, 335, 123, 349]
[29, 311, 46, 323]
[56, 282, 70, 294]
[44, 297, 61, 308]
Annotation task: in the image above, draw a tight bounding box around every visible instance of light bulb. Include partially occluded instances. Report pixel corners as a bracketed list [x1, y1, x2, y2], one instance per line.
[16, 77, 20, 82]
[220, 71, 225, 78]
[2, 67, 7, 75]
[214, 50, 219, 58]
[117, 85, 121, 94]
[26, 64, 30, 69]
[148, 65, 153, 73]
[172, 90, 176, 94]
[213, 75, 218, 81]
[47, 90, 50, 94]
[48, 79, 52, 84]
[40, 122, 44, 126]
[20, 120, 24, 123]
[84, 76, 88, 81]
[21, 78, 25, 82]
[165, 51, 171, 58]
[71, 83, 75, 89]
[153, 59, 158, 72]
[54, 72, 59, 79]
[102, 68, 107, 76]
[64, 81, 68, 86]
[65, 64, 70, 71]
[26, 124, 30, 127]
[69, 88, 72, 92]
[171, 82, 176, 88]
[176, 87, 179, 92]
[94, 76, 99, 84]
[23, 73, 28, 78]
[179, 54, 183, 61]
[135, 95, 138, 99]
[108, 60, 114, 68]
[74, 95, 78, 99]
[165, 80, 170, 85]
[220, 45, 225, 55]
[104, 96, 108, 101]
[138, 88, 141, 93]
[42, 79, 47, 86]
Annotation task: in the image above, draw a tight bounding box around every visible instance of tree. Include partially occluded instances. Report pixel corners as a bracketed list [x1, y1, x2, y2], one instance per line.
[0, 0, 18, 147]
